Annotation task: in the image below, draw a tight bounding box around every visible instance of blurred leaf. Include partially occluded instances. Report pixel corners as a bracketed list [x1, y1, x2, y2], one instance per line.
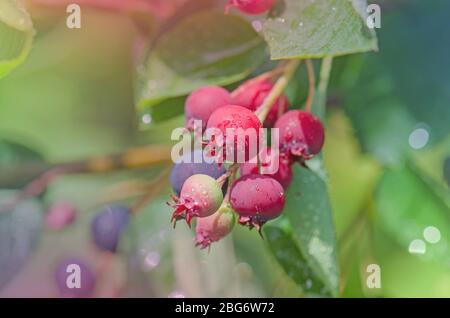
[373, 224, 450, 297]
[137, 10, 265, 119]
[324, 111, 381, 237]
[0, 0, 34, 78]
[0, 139, 42, 164]
[264, 222, 328, 297]
[376, 0, 450, 142]
[375, 164, 450, 265]
[334, 0, 450, 162]
[0, 190, 43, 289]
[0, 139, 48, 188]
[444, 157, 450, 188]
[263, 0, 377, 60]
[0, 12, 137, 161]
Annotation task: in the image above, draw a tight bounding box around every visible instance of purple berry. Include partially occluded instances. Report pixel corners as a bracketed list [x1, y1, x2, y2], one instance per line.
[91, 205, 130, 253]
[55, 257, 96, 298]
[170, 149, 226, 195]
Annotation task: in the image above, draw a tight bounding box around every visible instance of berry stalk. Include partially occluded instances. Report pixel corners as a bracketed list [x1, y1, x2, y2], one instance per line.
[255, 59, 301, 123]
[305, 59, 315, 113]
[314, 56, 333, 119]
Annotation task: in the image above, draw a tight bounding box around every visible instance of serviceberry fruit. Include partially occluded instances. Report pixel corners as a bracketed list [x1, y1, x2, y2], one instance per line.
[195, 205, 235, 249]
[170, 174, 223, 226]
[240, 147, 293, 189]
[230, 174, 285, 230]
[45, 201, 77, 231]
[170, 149, 226, 195]
[185, 86, 232, 130]
[55, 257, 96, 298]
[226, 0, 275, 15]
[91, 205, 130, 253]
[206, 104, 262, 162]
[274, 110, 325, 160]
[232, 78, 289, 127]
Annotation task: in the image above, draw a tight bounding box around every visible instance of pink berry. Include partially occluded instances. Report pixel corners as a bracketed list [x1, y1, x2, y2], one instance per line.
[206, 105, 262, 162]
[45, 201, 77, 231]
[185, 86, 232, 130]
[240, 147, 293, 189]
[232, 78, 289, 127]
[230, 175, 285, 231]
[226, 0, 275, 15]
[195, 205, 235, 249]
[169, 174, 223, 226]
[274, 110, 325, 160]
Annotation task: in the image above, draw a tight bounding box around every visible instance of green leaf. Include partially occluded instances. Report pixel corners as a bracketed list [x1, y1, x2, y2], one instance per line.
[286, 165, 339, 295]
[0, 139, 48, 189]
[265, 165, 339, 297]
[138, 96, 184, 125]
[263, 0, 377, 60]
[0, 190, 43, 289]
[0, 0, 35, 78]
[375, 164, 450, 265]
[264, 222, 329, 297]
[136, 10, 265, 118]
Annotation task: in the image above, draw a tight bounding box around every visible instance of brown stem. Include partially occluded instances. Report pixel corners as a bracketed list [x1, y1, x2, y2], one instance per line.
[223, 164, 239, 203]
[0, 144, 172, 212]
[130, 168, 171, 214]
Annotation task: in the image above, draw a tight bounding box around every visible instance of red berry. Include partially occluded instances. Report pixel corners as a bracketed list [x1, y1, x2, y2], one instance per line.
[232, 78, 289, 127]
[240, 147, 293, 189]
[226, 0, 275, 15]
[206, 105, 262, 162]
[195, 205, 235, 249]
[185, 86, 232, 130]
[274, 110, 325, 160]
[230, 175, 285, 231]
[170, 174, 223, 226]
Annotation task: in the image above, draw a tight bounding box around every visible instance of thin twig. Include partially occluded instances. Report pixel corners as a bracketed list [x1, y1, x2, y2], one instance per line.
[255, 59, 301, 122]
[0, 144, 172, 213]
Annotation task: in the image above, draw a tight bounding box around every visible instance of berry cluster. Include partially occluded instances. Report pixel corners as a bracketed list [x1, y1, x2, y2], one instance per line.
[169, 73, 325, 248]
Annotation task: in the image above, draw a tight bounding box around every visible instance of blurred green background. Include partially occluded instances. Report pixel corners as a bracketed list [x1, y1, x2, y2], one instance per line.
[0, 0, 449, 297]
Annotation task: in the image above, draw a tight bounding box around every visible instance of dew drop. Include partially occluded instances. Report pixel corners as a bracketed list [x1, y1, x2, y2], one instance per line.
[408, 239, 426, 254]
